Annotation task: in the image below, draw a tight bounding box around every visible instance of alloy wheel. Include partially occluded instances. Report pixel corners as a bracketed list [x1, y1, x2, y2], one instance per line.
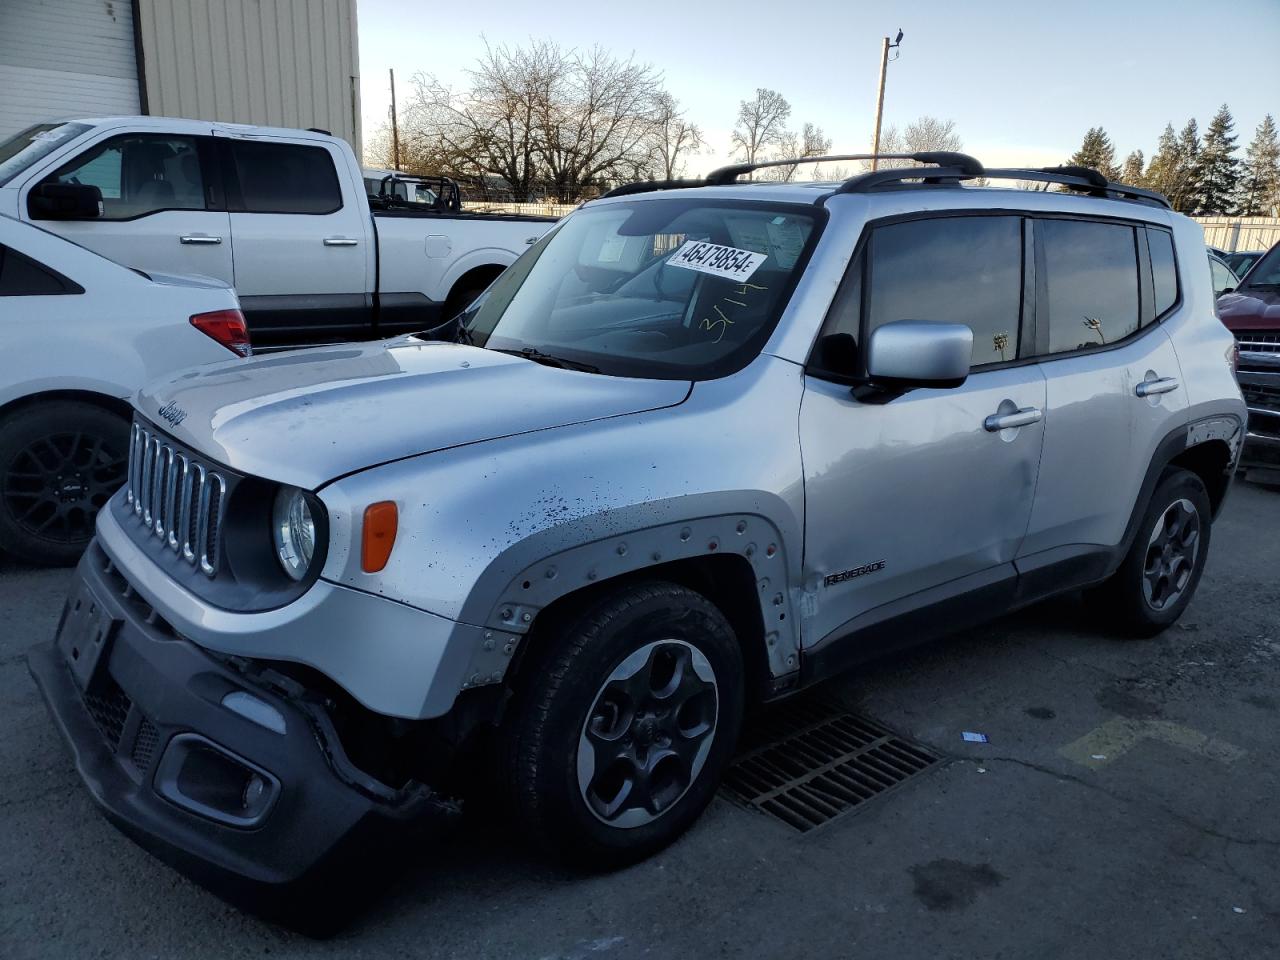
[577, 639, 719, 829]
[1, 431, 127, 544]
[1142, 497, 1201, 611]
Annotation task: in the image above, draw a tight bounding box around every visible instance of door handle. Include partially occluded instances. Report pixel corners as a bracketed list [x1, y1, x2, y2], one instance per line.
[1135, 376, 1179, 397]
[984, 407, 1043, 432]
[179, 235, 222, 245]
[323, 237, 359, 246]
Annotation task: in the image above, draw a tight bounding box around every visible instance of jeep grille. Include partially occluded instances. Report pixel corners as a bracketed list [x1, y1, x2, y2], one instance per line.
[125, 422, 226, 576]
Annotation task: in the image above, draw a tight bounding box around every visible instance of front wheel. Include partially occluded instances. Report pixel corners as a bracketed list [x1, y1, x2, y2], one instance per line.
[1092, 468, 1212, 637]
[502, 582, 744, 869]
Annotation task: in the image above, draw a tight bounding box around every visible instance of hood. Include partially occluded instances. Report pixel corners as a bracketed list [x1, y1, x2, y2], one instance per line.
[1217, 287, 1280, 330]
[137, 339, 690, 489]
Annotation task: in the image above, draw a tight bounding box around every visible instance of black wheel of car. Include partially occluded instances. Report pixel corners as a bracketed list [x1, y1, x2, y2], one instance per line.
[444, 281, 491, 322]
[502, 581, 744, 869]
[1093, 467, 1212, 637]
[0, 401, 130, 566]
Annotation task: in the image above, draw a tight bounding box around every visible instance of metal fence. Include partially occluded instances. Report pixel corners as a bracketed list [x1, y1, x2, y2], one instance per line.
[464, 200, 580, 218]
[1194, 217, 1280, 252]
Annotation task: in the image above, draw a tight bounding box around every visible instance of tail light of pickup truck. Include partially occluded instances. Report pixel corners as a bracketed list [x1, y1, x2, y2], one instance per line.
[190, 309, 252, 357]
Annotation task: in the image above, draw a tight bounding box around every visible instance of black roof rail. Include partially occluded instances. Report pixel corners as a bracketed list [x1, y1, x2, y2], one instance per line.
[305, 127, 332, 136]
[981, 167, 1171, 208]
[704, 151, 983, 186]
[600, 178, 706, 199]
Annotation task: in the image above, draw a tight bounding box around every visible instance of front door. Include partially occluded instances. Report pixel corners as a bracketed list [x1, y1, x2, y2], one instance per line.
[799, 213, 1045, 648]
[25, 131, 233, 284]
[218, 133, 372, 348]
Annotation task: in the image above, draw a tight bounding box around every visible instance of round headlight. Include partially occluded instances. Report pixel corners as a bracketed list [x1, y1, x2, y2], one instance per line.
[272, 487, 316, 581]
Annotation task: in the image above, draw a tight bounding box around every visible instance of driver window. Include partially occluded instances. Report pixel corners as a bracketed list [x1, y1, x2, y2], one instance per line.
[44, 135, 206, 220]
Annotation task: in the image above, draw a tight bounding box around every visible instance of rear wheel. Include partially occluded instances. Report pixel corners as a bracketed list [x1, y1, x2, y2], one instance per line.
[0, 401, 129, 565]
[1092, 468, 1212, 637]
[502, 582, 744, 868]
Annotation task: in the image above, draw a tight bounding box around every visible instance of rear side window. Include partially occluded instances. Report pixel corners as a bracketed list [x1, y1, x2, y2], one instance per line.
[0, 245, 80, 296]
[1041, 219, 1139, 354]
[228, 141, 342, 214]
[43, 134, 206, 219]
[867, 216, 1024, 368]
[1147, 227, 1178, 318]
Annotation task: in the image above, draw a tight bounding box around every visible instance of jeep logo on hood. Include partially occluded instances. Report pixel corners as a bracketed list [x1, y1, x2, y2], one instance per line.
[157, 401, 188, 427]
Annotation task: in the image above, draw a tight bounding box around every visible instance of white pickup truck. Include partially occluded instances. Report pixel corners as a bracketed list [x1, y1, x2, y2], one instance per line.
[0, 118, 556, 349]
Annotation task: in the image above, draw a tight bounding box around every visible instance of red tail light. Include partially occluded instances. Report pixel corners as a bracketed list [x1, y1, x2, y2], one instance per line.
[190, 309, 252, 357]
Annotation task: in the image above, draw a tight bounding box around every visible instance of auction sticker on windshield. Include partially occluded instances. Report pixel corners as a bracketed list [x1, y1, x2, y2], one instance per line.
[668, 241, 768, 281]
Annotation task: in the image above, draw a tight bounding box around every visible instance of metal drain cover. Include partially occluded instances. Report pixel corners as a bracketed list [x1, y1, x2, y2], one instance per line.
[723, 698, 941, 832]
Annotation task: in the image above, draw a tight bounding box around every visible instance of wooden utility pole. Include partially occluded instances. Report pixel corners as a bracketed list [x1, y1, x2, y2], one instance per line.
[389, 68, 400, 171]
[870, 37, 890, 171]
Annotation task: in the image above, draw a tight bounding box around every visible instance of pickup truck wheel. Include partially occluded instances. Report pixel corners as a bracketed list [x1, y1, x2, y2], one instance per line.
[0, 402, 129, 566]
[1091, 468, 1212, 638]
[502, 581, 744, 868]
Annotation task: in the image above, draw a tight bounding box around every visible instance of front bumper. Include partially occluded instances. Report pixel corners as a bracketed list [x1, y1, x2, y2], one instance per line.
[27, 540, 447, 894]
[1238, 368, 1280, 482]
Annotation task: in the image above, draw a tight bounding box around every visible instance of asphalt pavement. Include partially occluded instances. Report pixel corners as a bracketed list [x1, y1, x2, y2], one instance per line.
[2, 482, 1278, 959]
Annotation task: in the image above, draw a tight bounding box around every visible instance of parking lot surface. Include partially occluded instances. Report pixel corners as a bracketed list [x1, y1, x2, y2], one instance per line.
[2, 483, 1278, 959]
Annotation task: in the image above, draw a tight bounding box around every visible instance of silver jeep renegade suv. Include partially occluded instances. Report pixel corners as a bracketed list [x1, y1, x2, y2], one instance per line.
[30, 153, 1246, 902]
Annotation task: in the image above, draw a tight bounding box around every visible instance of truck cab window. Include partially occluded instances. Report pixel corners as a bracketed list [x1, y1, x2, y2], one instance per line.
[228, 141, 342, 214]
[43, 135, 206, 219]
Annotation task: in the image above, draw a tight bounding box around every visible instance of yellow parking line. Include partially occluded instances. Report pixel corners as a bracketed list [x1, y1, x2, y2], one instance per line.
[1059, 718, 1246, 770]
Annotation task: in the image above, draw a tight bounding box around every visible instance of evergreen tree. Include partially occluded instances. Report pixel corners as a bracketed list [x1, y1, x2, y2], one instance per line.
[1196, 104, 1241, 214]
[1119, 149, 1145, 186]
[1167, 118, 1202, 212]
[1238, 114, 1280, 216]
[1067, 126, 1120, 180]
[1144, 123, 1181, 199]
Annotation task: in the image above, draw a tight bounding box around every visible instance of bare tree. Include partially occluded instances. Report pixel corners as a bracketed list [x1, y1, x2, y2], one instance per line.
[862, 116, 963, 170]
[731, 88, 792, 167]
[534, 45, 667, 200]
[649, 92, 703, 180]
[763, 122, 833, 181]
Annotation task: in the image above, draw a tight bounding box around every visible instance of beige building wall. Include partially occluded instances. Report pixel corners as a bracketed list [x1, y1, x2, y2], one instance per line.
[136, 0, 361, 154]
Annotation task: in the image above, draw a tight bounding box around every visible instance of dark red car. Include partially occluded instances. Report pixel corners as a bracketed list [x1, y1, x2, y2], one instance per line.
[1217, 240, 1280, 485]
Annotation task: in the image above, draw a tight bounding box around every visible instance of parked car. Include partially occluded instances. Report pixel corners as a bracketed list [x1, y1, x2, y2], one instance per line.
[0, 118, 555, 351]
[1217, 239, 1280, 485]
[29, 155, 1245, 913]
[1224, 250, 1265, 279]
[0, 215, 248, 564]
[1208, 251, 1241, 298]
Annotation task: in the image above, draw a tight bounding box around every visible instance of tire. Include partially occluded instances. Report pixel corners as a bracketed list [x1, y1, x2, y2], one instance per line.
[501, 581, 744, 869]
[1092, 467, 1212, 638]
[0, 401, 130, 566]
[443, 281, 491, 322]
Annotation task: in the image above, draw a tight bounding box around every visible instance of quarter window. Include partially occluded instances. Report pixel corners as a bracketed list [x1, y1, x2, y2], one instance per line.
[1147, 227, 1178, 318]
[866, 216, 1024, 368]
[0, 245, 78, 296]
[228, 141, 342, 214]
[1041, 219, 1139, 353]
[43, 135, 206, 219]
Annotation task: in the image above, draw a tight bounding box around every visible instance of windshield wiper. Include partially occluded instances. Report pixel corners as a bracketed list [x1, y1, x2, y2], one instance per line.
[495, 347, 602, 374]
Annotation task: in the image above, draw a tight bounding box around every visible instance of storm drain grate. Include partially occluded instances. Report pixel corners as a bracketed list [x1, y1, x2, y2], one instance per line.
[723, 699, 941, 832]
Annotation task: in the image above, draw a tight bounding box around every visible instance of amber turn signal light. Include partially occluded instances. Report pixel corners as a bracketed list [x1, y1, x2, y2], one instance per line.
[361, 501, 398, 573]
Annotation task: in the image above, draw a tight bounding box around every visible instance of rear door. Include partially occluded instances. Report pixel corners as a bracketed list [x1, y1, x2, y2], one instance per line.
[25, 131, 233, 283]
[219, 134, 372, 349]
[1018, 218, 1189, 566]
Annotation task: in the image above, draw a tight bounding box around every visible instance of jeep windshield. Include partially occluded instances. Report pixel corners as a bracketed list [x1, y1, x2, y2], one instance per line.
[452, 198, 823, 379]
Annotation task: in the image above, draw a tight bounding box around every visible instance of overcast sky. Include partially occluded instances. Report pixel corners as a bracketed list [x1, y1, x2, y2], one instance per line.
[356, 0, 1280, 174]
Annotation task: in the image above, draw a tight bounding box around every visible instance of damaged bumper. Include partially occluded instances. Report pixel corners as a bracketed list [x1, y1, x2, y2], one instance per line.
[27, 540, 449, 893]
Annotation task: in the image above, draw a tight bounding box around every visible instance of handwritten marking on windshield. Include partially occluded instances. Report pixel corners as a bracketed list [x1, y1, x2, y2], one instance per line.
[701, 305, 735, 343]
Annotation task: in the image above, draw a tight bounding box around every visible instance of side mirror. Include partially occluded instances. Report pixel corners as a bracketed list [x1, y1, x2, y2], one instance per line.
[28, 182, 103, 220]
[1217, 286, 1235, 297]
[866, 320, 972, 389]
